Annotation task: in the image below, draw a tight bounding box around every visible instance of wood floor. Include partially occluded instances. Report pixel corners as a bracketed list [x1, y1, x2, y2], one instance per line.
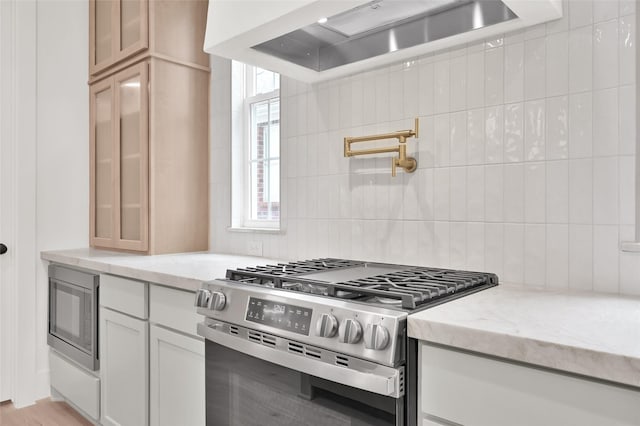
[0, 398, 92, 426]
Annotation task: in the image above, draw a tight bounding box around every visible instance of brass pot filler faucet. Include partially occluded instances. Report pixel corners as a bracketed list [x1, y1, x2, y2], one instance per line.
[343, 118, 419, 177]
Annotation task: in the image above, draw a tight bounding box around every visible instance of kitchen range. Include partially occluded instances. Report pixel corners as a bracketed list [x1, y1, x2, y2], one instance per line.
[195, 259, 498, 426]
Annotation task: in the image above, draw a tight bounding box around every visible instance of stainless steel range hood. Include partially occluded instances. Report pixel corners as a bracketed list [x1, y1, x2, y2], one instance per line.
[252, 0, 517, 72]
[204, 0, 562, 82]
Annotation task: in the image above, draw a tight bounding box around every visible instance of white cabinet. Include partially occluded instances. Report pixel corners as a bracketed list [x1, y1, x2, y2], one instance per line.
[419, 342, 640, 426]
[149, 324, 205, 426]
[100, 307, 149, 426]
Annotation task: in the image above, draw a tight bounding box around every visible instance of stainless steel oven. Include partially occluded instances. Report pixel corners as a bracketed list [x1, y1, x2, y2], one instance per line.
[47, 264, 99, 370]
[199, 321, 406, 426]
[196, 259, 497, 426]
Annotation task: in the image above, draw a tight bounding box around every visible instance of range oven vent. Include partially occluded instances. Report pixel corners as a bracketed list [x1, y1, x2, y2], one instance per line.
[248, 330, 276, 347]
[288, 342, 322, 360]
[335, 355, 350, 367]
[229, 325, 239, 335]
[399, 368, 405, 394]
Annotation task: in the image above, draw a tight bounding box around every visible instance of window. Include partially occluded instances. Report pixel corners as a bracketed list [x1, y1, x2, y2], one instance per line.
[231, 62, 280, 230]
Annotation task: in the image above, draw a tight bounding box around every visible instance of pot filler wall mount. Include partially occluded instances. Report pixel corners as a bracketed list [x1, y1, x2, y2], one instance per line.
[204, 0, 563, 82]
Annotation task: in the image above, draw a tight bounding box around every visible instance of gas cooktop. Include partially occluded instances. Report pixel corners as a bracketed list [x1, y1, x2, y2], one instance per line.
[225, 258, 498, 311]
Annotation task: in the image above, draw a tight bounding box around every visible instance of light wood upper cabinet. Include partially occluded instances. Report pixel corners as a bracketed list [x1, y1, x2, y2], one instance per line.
[90, 63, 149, 252]
[90, 0, 149, 76]
[89, 0, 209, 255]
[90, 0, 208, 77]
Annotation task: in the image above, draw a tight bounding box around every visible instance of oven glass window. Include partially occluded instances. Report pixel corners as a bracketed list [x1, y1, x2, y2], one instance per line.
[50, 280, 93, 353]
[206, 341, 397, 426]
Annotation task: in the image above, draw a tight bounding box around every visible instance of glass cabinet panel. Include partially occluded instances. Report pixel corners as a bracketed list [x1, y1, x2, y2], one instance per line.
[94, 87, 113, 239]
[94, 0, 113, 66]
[118, 74, 142, 241]
[121, 0, 142, 51]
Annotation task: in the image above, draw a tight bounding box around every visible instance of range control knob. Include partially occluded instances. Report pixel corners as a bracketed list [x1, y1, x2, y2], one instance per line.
[315, 313, 338, 338]
[207, 291, 226, 311]
[194, 289, 211, 308]
[364, 324, 390, 350]
[338, 318, 362, 344]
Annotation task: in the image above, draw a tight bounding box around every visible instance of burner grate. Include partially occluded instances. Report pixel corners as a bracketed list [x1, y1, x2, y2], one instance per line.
[225, 260, 498, 311]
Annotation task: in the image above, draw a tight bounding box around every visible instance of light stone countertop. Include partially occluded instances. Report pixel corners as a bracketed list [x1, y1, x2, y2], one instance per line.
[41, 248, 284, 292]
[408, 285, 640, 388]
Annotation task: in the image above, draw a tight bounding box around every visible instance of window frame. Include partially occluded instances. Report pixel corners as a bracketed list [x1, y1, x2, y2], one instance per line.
[237, 63, 281, 230]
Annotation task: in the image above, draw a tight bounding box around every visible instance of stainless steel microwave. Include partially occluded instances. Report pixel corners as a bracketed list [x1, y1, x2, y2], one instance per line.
[47, 265, 99, 370]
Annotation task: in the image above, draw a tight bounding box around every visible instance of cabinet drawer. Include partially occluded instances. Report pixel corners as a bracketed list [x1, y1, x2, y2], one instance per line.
[100, 274, 148, 319]
[149, 285, 200, 337]
[50, 351, 100, 420]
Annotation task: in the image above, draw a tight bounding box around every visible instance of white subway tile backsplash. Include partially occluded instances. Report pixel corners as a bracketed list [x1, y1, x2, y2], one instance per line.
[546, 224, 569, 288]
[619, 155, 635, 225]
[485, 105, 504, 164]
[450, 55, 467, 111]
[593, 0, 619, 23]
[434, 114, 451, 166]
[569, 26, 593, 93]
[619, 85, 636, 155]
[434, 60, 451, 113]
[467, 166, 485, 222]
[434, 168, 451, 221]
[450, 112, 468, 166]
[504, 42, 524, 103]
[569, 0, 593, 29]
[592, 88, 619, 157]
[569, 159, 594, 224]
[569, 92, 593, 158]
[546, 160, 570, 223]
[525, 100, 546, 160]
[593, 19, 619, 89]
[569, 224, 593, 290]
[485, 47, 504, 106]
[504, 103, 524, 162]
[467, 109, 485, 165]
[593, 156, 619, 224]
[485, 223, 505, 278]
[450, 167, 467, 221]
[450, 222, 467, 269]
[504, 164, 525, 222]
[433, 221, 451, 267]
[403, 62, 419, 118]
[503, 224, 525, 284]
[418, 60, 435, 116]
[467, 223, 485, 271]
[525, 224, 546, 286]
[525, 162, 546, 223]
[619, 16, 636, 85]
[524, 38, 546, 100]
[211, 0, 639, 297]
[466, 52, 485, 109]
[593, 225, 620, 292]
[485, 164, 504, 222]
[546, 96, 569, 160]
[546, 32, 569, 96]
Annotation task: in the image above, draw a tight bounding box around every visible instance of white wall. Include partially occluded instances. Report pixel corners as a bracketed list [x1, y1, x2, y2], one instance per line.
[35, 0, 89, 397]
[211, 0, 640, 295]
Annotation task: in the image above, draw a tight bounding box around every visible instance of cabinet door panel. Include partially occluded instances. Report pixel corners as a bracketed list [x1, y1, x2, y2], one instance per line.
[100, 307, 149, 426]
[114, 62, 149, 251]
[90, 0, 116, 74]
[90, 78, 115, 246]
[150, 325, 205, 426]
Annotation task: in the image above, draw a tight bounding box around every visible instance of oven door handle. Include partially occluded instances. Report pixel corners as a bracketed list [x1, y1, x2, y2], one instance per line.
[197, 322, 403, 398]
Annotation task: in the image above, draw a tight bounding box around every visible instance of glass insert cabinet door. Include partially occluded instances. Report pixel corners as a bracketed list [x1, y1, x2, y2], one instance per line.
[90, 62, 149, 251]
[89, 0, 149, 75]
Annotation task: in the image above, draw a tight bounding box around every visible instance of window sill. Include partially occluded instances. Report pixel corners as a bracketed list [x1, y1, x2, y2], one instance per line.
[227, 226, 283, 235]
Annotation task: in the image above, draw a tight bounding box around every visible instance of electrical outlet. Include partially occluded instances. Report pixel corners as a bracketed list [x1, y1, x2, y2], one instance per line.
[247, 240, 263, 256]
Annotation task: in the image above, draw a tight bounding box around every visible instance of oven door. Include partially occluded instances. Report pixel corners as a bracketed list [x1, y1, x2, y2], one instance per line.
[48, 265, 99, 370]
[199, 321, 405, 426]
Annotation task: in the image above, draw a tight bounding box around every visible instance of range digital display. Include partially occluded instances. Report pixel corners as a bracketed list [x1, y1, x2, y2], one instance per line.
[245, 297, 312, 336]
